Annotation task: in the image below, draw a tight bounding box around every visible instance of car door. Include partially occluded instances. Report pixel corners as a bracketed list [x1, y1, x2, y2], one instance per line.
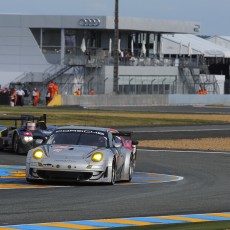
[112, 135, 126, 177]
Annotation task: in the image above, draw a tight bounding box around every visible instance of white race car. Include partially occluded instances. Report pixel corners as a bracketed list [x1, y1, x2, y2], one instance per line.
[26, 126, 138, 185]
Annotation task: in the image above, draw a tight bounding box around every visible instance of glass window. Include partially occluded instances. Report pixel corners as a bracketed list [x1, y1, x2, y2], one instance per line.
[78, 133, 107, 147]
[47, 132, 108, 147]
[47, 132, 80, 145]
[42, 29, 61, 47]
[65, 35, 76, 47]
[30, 28, 41, 46]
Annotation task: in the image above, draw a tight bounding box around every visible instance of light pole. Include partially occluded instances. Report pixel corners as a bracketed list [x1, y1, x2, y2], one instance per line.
[129, 78, 133, 94]
[151, 79, 155, 94]
[113, 0, 119, 94]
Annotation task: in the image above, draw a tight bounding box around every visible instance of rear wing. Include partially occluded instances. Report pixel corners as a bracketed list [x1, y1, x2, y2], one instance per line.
[112, 130, 132, 137]
[0, 114, 46, 128]
[112, 130, 139, 145]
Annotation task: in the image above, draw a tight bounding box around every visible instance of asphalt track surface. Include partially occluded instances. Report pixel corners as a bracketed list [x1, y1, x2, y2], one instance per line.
[1, 148, 230, 226]
[123, 124, 230, 140]
[0, 105, 230, 227]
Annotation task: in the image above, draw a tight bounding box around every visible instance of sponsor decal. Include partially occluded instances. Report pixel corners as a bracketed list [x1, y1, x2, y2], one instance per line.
[54, 145, 72, 149]
[55, 129, 105, 135]
[53, 145, 73, 152]
[79, 18, 101, 27]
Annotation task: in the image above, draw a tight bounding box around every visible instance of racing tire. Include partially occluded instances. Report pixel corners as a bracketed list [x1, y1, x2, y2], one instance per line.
[128, 155, 135, 182]
[13, 134, 20, 153]
[26, 178, 39, 184]
[108, 160, 116, 185]
[0, 138, 4, 150]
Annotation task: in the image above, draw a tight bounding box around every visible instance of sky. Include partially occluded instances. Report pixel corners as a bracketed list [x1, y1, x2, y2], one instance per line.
[0, 0, 229, 36]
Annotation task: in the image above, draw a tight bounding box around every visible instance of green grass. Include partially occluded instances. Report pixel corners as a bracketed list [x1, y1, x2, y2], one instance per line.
[111, 221, 230, 230]
[0, 105, 227, 127]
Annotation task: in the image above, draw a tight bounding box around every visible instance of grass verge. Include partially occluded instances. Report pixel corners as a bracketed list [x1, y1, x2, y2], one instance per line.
[0, 106, 229, 127]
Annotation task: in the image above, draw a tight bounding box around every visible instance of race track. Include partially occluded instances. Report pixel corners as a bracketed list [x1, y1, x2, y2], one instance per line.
[1, 105, 230, 227]
[0, 141, 230, 226]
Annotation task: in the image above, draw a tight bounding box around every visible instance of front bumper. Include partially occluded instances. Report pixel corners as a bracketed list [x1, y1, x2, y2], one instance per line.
[26, 160, 111, 183]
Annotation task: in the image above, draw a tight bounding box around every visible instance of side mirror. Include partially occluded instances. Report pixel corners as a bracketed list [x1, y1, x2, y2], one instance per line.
[34, 136, 46, 147]
[113, 141, 122, 148]
[35, 139, 44, 146]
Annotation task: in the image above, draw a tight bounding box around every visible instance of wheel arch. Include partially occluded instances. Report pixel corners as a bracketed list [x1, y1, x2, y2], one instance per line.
[120, 150, 133, 181]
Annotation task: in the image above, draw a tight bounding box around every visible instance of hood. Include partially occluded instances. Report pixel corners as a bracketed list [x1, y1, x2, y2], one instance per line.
[43, 145, 103, 159]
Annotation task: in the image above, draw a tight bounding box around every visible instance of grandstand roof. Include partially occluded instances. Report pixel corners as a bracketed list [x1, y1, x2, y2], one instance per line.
[163, 34, 230, 58]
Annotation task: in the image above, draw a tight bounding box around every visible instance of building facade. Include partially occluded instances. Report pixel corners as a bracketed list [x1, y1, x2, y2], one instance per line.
[0, 14, 205, 98]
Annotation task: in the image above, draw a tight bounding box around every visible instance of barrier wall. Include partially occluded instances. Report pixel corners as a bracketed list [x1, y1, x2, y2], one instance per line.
[60, 94, 230, 107]
[168, 94, 230, 105]
[62, 95, 168, 106]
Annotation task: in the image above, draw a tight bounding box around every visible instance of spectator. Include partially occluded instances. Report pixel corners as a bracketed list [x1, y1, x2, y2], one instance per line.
[11, 88, 17, 106]
[16, 88, 25, 106]
[0, 87, 10, 94]
[74, 88, 81, 95]
[197, 89, 202, 94]
[0, 87, 11, 106]
[124, 50, 131, 62]
[22, 86, 30, 98]
[202, 88, 208, 94]
[89, 89, 95, 95]
[46, 90, 50, 105]
[10, 94, 15, 107]
[197, 88, 208, 95]
[32, 88, 40, 106]
[48, 81, 55, 102]
[119, 50, 124, 62]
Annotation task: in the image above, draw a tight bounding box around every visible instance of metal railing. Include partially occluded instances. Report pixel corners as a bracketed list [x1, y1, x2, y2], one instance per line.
[9, 52, 221, 99]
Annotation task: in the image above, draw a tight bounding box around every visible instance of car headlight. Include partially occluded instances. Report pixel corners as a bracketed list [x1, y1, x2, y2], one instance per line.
[91, 152, 103, 162]
[24, 136, 33, 142]
[33, 149, 44, 160]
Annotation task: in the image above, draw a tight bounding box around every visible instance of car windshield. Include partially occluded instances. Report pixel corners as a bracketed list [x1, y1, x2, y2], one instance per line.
[47, 130, 108, 147]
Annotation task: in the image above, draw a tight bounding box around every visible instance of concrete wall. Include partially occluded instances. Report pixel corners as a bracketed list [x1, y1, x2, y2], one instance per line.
[169, 94, 230, 105]
[61, 94, 230, 106]
[62, 95, 168, 106]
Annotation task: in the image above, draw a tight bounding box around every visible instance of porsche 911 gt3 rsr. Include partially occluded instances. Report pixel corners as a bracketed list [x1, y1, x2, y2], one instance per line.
[26, 126, 138, 185]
